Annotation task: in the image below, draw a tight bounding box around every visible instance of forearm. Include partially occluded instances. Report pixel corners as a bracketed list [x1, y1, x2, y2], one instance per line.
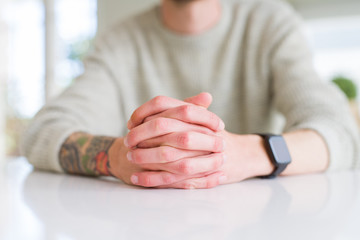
[249, 130, 329, 177]
[223, 129, 329, 183]
[282, 130, 329, 175]
[59, 132, 116, 176]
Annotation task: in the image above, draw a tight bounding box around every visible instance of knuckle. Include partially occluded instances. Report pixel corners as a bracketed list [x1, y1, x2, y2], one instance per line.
[206, 178, 218, 189]
[159, 148, 173, 162]
[131, 151, 142, 163]
[152, 118, 169, 132]
[162, 173, 174, 184]
[179, 105, 193, 120]
[153, 96, 166, 107]
[177, 132, 192, 148]
[178, 160, 193, 175]
[141, 175, 152, 187]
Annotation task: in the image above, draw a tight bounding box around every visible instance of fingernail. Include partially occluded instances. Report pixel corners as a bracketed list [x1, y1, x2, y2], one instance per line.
[127, 152, 133, 162]
[219, 120, 225, 131]
[124, 137, 130, 148]
[131, 175, 138, 184]
[219, 175, 227, 184]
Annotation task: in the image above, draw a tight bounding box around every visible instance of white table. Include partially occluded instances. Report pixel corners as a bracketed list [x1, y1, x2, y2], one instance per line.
[1, 158, 359, 240]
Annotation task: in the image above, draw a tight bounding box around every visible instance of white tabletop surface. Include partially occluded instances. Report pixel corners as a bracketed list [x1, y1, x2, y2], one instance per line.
[1, 158, 359, 240]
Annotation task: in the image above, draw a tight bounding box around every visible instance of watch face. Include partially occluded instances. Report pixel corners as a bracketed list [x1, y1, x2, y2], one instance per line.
[268, 136, 291, 165]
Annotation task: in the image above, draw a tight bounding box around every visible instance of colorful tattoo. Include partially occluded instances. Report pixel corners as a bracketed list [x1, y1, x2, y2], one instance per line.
[59, 133, 115, 177]
[95, 151, 110, 176]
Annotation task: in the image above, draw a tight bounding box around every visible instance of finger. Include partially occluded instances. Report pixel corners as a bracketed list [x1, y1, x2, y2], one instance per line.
[143, 105, 225, 132]
[137, 131, 225, 152]
[127, 145, 210, 164]
[130, 171, 188, 187]
[146, 153, 226, 175]
[184, 92, 213, 108]
[125, 117, 214, 148]
[127, 96, 188, 129]
[157, 172, 227, 189]
[127, 93, 213, 130]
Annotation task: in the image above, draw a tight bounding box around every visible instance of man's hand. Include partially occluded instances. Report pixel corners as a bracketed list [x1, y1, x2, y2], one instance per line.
[130, 130, 275, 188]
[121, 93, 228, 188]
[127, 92, 220, 129]
[108, 137, 227, 189]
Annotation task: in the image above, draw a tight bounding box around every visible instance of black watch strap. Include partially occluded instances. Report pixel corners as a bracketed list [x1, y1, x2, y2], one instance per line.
[258, 134, 292, 179]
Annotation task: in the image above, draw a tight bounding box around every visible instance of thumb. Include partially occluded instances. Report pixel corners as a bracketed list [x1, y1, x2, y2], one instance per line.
[184, 92, 213, 108]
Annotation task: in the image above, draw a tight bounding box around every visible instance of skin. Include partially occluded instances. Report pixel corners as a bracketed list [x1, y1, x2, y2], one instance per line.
[59, 0, 329, 189]
[60, 133, 114, 176]
[161, 0, 221, 35]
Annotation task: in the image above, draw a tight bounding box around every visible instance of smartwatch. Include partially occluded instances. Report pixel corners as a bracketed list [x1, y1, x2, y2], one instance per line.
[258, 134, 292, 179]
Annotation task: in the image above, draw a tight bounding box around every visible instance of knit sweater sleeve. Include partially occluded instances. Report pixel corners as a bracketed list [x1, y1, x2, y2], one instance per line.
[269, 4, 360, 170]
[21, 35, 124, 172]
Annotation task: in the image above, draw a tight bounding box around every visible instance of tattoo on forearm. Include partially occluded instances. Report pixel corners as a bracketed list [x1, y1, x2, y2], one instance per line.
[59, 132, 115, 176]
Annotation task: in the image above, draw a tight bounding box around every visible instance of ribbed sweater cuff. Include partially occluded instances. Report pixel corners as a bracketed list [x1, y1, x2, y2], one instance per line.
[26, 124, 87, 173]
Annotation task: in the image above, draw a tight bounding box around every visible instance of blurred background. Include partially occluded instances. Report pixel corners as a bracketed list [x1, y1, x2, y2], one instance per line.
[0, 0, 360, 162]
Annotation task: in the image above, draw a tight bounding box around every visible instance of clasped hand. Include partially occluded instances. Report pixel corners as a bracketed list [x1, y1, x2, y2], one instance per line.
[124, 93, 228, 189]
[108, 92, 269, 189]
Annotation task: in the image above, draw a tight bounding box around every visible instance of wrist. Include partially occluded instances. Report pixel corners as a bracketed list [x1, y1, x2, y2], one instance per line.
[108, 137, 127, 178]
[224, 133, 274, 181]
[245, 135, 274, 178]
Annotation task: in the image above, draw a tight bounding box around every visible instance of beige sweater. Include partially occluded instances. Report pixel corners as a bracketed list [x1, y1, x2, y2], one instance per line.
[22, 0, 360, 172]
